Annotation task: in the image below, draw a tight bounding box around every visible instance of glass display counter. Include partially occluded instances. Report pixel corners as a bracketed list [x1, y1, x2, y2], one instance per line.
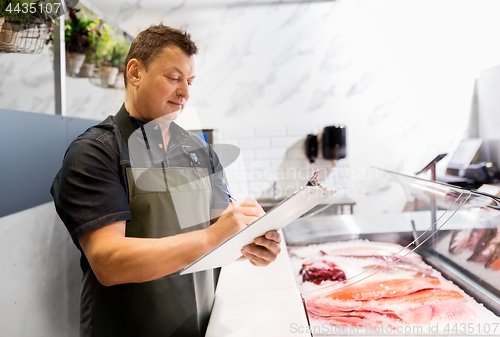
[284, 168, 500, 336]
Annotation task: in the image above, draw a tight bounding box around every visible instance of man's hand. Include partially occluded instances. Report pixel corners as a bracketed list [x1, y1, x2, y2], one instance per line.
[241, 230, 281, 267]
[206, 200, 264, 247]
[207, 201, 282, 266]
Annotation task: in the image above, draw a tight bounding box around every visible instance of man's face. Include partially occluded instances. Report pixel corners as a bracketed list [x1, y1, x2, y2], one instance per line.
[135, 45, 195, 122]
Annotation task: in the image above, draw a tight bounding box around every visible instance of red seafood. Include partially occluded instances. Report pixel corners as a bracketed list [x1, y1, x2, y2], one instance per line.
[485, 243, 500, 270]
[307, 310, 399, 328]
[300, 261, 346, 285]
[322, 277, 441, 301]
[467, 228, 487, 250]
[398, 304, 433, 324]
[323, 245, 422, 265]
[488, 256, 500, 270]
[307, 289, 472, 326]
[364, 261, 433, 276]
[375, 288, 464, 305]
[449, 229, 473, 254]
[307, 289, 465, 318]
[399, 301, 475, 324]
[468, 228, 500, 263]
[431, 301, 476, 321]
[309, 289, 464, 310]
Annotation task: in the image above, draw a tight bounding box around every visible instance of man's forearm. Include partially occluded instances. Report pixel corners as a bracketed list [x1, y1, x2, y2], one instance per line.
[80, 222, 213, 286]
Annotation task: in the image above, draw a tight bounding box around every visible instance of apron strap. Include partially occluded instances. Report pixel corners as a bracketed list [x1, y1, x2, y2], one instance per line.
[115, 103, 136, 149]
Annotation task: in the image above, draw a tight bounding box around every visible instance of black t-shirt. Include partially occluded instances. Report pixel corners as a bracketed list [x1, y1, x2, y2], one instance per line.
[51, 104, 229, 273]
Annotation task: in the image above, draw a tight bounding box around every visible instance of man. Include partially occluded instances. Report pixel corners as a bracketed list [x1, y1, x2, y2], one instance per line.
[51, 24, 281, 337]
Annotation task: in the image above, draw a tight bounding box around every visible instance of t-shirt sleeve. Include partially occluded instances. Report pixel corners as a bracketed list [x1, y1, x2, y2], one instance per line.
[51, 137, 131, 245]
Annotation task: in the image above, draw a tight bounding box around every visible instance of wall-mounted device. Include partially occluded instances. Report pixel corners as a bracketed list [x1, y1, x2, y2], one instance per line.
[322, 125, 346, 161]
[305, 134, 318, 163]
[304, 125, 346, 163]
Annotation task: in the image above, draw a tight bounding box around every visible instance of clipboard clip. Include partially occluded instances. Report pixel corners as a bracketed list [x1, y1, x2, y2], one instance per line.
[306, 169, 321, 187]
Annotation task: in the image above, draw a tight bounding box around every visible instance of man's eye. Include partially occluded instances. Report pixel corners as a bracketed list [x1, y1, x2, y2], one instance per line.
[168, 77, 178, 81]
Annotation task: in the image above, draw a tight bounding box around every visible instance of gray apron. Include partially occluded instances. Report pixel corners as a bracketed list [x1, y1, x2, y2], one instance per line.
[80, 111, 216, 337]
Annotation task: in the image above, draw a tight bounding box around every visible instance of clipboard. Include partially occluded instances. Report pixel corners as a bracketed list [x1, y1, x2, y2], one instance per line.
[181, 178, 336, 275]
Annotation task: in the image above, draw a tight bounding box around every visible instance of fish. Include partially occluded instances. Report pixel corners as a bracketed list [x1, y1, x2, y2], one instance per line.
[430, 301, 476, 321]
[307, 307, 402, 328]
[467, 228, 487, 250]
[300, 260, 346, 285]
[398, 304, 433, 324]
[363, 260, 433, 276]
[308, 289, 465, 311]
[449, 229, 473, 254]
[307, 289, 470, 326]
[307, 312, 390, 328]
[485, 243, 500, 269]
[399, 300, 475, 324]
[323, 244, 422, 265]
[375, 288, 464, 305]
[321, 277, 441, 301]
[307, 305, 401, 320]
[487, 257, 500, 270]
[468, 228, 500, 263]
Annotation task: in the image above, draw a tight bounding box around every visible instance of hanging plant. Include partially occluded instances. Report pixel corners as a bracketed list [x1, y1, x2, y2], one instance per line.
[97, 26, 131, 87]
[109, 34, 129, 69]
[0, 0, 46, 28]
[64, 8, 101, 75]
[0, 0, 53, 53]
[65, 8, 94, 53]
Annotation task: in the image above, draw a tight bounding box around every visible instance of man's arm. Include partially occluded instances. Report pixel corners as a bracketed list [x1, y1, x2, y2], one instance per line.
[78, 200, 274, 286]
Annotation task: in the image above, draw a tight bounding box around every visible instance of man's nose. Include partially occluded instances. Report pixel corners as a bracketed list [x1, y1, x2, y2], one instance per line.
[177, 80, 190, 100]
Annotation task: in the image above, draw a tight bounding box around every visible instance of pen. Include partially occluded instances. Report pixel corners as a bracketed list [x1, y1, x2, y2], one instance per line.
[224, 190, 239, 203]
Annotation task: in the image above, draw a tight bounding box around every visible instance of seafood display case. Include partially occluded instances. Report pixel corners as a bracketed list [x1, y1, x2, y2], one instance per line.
[284, 168, 500, 336]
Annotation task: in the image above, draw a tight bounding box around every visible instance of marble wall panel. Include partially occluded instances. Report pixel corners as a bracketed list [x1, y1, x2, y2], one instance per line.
[3, 0, 500, 213]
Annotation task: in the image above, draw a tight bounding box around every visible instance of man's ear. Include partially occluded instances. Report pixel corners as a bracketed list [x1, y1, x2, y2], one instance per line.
[127, 59, 141, 87]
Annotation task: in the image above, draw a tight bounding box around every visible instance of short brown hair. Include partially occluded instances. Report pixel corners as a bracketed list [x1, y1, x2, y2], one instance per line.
[124, 24, 198, 87]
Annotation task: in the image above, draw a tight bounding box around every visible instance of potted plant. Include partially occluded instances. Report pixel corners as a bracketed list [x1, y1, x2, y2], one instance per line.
[65, 8, 98, 75]
[99, 29, 129, 87]
[78, 18, 101, 78]
[109, 34, 129, 88]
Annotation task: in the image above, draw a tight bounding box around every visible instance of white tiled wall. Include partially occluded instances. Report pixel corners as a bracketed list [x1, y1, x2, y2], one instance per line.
[214, 124, 349, 201]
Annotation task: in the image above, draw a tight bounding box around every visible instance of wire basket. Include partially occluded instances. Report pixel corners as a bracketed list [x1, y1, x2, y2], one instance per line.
[0, 16, 51, 54]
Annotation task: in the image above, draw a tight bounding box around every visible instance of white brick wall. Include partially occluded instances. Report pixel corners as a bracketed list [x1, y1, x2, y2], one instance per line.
[220, 128, 254, 139]
[271, 136, 302, 148]
[255, 126, 286, 137]
[239, 149, 255, 160]
[286, 125, 319, 137]
[255, 148, 287, 160]
[239, 138, 270, 149]
[217, 126, 324, 199]
[216, 125, 345, 200]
